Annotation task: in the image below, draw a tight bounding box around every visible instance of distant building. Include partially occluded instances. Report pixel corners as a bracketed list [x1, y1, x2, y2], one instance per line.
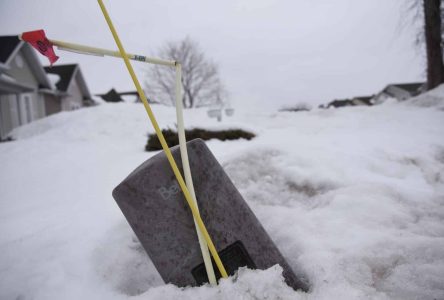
[351, 95, 374, 106]
[326, 99, 354, 108]
[0, 35, 95, 140]
[323, 95, 373, 109]
[0, 35, 53, 140]
[96, 88, 153, 103]
[318, 82, 424, 110]
[96, 88, 123, 103]
[373, 83, 425, 104]
[44, 64, 94, 113]
[119, 91, 144, 103]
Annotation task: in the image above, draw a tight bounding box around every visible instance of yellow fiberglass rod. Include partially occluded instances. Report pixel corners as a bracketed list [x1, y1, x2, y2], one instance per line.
[96, 0, 228, 279]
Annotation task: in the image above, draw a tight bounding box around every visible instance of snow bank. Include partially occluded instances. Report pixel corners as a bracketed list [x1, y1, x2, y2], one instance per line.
[406, 83, 444, 110]
[1, 101, 444, 299]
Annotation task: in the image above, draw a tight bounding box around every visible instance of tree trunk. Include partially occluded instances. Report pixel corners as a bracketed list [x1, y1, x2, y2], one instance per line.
[424, 0, 444, 90]
[186, 89, 194, 108]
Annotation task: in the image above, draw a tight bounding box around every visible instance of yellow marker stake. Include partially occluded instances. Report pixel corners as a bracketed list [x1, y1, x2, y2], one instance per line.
[97, 0, 228, 279]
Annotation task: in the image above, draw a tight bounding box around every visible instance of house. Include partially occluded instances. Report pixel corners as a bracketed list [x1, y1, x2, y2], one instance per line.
[373, 82, 425, 104]
[326, 99, 354, 108]
[0, 35, 53, 140]
[44, 64, 94, 112]
[0, 35, 94, 140]
[96, 88, 154, 103]
[323, 96, 373, 109]
[350, 95, 374, 106]
[96, 88, 123, 102]
[119, 90, 143, 102]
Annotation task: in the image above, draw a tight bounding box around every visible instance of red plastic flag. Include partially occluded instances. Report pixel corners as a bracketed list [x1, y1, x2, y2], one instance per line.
[21, 30, 59, 65]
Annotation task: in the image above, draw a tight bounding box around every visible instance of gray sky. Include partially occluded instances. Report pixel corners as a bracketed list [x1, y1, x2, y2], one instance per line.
[0, 0, 424, 109]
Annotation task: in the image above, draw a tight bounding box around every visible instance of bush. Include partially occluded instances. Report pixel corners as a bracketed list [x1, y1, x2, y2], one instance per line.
[146, 128, 255, 151]
[279, 103, 312, 112]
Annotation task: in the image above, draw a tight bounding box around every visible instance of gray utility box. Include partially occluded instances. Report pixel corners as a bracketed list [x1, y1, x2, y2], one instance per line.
[112, 138, 309, 291]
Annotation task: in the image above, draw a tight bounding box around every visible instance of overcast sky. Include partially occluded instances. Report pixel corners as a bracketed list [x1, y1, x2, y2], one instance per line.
[0, 0, 424, 109]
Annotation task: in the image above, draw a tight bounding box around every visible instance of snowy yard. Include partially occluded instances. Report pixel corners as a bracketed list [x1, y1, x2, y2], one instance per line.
[1, 90, 444, 299]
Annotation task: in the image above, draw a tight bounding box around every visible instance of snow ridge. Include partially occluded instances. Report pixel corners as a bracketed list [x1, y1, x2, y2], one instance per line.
[1, 98, 444, 299]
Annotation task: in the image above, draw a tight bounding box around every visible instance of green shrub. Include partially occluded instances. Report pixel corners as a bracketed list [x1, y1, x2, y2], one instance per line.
[146, 128, 255, 151]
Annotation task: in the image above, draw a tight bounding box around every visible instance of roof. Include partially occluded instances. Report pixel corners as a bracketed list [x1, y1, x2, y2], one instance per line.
[353, 95, 373, 101]
[118, 91, 139, 96]
[44, 63, 92, 101]
[44, 64, 77, 92]
[96, 89, 156, 103]
[327, 99, 353, 108]
[387, 82, 424, 94]
[0, 36, 21, 63]
[96, 88, 123, 102]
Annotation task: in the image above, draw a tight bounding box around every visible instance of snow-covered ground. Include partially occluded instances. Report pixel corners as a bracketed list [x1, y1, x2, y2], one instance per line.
[1, 88, 444, 300]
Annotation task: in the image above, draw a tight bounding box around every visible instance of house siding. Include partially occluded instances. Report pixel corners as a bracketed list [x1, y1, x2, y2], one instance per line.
[4, 51, 45, 121]
[38, 94, 46, 118]
[0, 49, 49, 138]
[18, 93, 36, 124]
[0, 94, 20, 139]
[373, 92, 390, 105]
[386, 86, 411, 101]
[0, 41, 93, 139]
[44, 94, 61, 116]
[352, 99, 364, 106]
[7, 52, 38, 87]
[8, 52, 41, 116]
[63, 76, 83, 110]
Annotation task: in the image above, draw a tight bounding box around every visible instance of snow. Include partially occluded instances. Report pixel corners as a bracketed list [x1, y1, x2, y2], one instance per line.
[47, 73, 61, 90]
[406, 84, 444, 110]
[1, 88, 444, 299]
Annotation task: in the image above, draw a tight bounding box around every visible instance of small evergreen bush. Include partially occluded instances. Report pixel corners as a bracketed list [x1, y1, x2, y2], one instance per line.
[146, 128, 255, 151]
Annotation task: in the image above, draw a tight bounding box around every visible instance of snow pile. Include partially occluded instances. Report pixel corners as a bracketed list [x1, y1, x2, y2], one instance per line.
[1, 101, 444, 299]
[406, 83, 444, 110]
[47, 73, 61, 90]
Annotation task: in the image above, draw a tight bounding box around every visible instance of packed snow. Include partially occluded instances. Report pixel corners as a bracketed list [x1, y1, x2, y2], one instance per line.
[1, 86, 444, 300]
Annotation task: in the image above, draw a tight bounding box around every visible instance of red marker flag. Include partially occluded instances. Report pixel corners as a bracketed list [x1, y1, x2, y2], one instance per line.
[21, 30, 59, 65]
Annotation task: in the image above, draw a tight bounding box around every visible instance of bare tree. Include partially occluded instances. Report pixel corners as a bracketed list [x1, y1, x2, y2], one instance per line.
[144, 37, 227, 108]
[423, 0, 444, 89]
